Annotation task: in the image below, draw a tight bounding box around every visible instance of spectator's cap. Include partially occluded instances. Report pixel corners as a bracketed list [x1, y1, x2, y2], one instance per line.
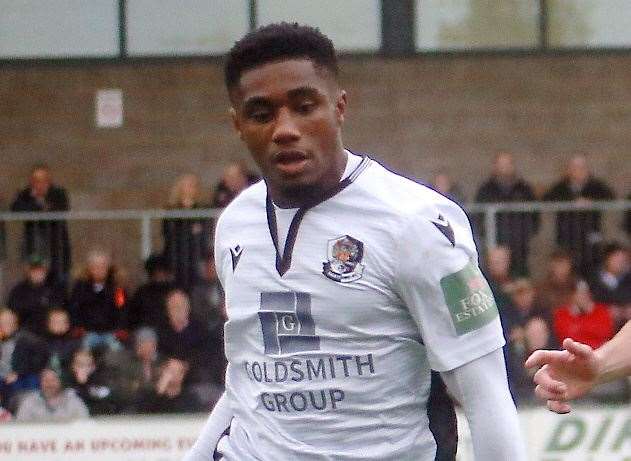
[27, 254, 48, 268]
[144, 254, 171, 275]
[506, 278, 534, 295]
[135, 326, 157, 345]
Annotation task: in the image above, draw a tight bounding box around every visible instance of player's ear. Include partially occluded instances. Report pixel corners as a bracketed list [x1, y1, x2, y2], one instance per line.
[335, 90, 347, 125]
[229, 107, 244, 139]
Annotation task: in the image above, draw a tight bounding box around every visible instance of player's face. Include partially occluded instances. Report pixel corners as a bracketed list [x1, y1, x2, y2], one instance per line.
[231, 59, 347, 204]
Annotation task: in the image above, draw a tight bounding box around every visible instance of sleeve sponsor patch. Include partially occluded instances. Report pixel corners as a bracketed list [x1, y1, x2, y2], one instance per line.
[440, 260, 498, 335]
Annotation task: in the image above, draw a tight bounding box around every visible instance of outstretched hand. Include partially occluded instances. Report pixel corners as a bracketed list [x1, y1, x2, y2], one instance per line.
[524, 338, 600, 414]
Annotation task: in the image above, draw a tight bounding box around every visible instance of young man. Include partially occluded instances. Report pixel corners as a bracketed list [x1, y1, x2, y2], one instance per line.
[186, 23, 525, 461]
[525, 321, 631, 414]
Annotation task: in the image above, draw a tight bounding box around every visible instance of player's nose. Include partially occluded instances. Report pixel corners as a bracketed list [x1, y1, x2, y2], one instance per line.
[272, 108, 300, 145]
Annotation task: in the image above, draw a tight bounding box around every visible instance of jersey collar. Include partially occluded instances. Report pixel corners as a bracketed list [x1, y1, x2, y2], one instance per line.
[266, 153, 371, 277]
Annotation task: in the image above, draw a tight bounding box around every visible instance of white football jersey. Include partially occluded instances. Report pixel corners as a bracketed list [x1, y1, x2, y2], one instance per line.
[213, 152, 505, 460]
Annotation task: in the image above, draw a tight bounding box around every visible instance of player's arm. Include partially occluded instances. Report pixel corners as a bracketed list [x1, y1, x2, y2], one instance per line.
[183, 393, 233, 461]
[441, 349, 526, 461]
[394, 195, 526, 460]
[525, 320, 631, 413]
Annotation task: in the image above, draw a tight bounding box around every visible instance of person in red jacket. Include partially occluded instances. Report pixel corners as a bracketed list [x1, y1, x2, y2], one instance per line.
[553, 280, 614, 350]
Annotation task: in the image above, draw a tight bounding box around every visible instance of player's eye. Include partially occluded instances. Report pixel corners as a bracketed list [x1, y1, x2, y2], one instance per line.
[295, 100, 316, 115]
[248, 110, 273, 123]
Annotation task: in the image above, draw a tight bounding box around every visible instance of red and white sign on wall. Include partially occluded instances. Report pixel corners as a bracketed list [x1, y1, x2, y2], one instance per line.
[0, 415, 202, 461]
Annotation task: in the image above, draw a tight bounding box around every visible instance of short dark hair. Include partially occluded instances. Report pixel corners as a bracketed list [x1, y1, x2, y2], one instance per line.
[224, 22, 338, 93]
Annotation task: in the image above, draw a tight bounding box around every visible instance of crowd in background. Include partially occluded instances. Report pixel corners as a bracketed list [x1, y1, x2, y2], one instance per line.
[0, 153, 629, 422]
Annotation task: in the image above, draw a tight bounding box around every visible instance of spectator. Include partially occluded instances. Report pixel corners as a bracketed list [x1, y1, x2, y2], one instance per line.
[157, 290, 216, 384]
[535, 249, 578, 312]
[501, 279, 553, 404]
[430, 171, 465, 205]
[212, 162, 259, 208]
[475, 152, 539, 276]
[552, 280, 614, 350]
[589, 243, 631, 329]
[45, 308, 80, 375]
[104, 327, 161, 413]
[11, 165, 71, 285]
[0, 308, 49, 410]
[589, 243, 631, 305]
[6, 255, 66, 336]
[136, 358, 203, 414]
[544, 155, 615, 276]
[127, 254, 175, 331]
[162, 174, 212, 290]
[189, 252, 225, 333]
[482, 245, 513, 313]
[0, 395, 11, 422]
[16, 368, 88, 422]
[65, 348, 117, 415]
[68, 249, 127, 353]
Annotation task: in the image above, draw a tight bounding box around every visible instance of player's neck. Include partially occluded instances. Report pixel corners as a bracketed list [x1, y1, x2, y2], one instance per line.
[269, 151, 348, 209]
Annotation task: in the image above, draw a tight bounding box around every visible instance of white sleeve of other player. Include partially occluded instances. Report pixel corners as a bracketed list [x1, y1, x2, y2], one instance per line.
[442, 349, 527, 460]
[394, 198, 505, 371]
[183, 394, 233, 461]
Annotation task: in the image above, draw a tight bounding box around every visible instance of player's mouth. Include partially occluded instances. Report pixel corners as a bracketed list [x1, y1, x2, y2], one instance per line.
[273, 150, 310, 176]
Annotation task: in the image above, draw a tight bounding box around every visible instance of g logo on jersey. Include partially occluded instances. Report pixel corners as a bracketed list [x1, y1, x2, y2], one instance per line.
[258, 292, 321, 355]
[322, 235, 365, 283]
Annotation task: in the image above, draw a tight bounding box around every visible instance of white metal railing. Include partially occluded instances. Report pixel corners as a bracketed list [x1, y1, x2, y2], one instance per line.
[0, 200, 629, 259]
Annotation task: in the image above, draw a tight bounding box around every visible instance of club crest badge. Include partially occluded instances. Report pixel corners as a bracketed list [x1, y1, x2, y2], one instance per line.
[322, 235, 365, 283]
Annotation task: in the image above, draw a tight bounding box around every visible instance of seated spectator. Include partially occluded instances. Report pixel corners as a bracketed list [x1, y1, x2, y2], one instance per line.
[430, 171, 465, 205]
[104, 327, 161, 413]
[0, 308, 49, 411]
[544, 155, 615, 276]
[157, 290, 216, 384]
[6, 255, 66, 336]
[190, 252, 225, 333]
[16, 368, 88, 422]
[482, 246, 513, 312]
[65, 348, 117, 415]
[212, 162, 259, 208]
[590, 243, 631, 305]
[535, 249, 578, 312]
[501, 279, 553, 405]
[45, 308, 81, 374]
[475, 152, 540, 276]
[552, 280, 614, 349]
[162, 174, 212, 290]
[127, 254, 176, 331]
[0, 395, 11, 422]
[136, 358, 203, 414]
[69, 249, 127, 353]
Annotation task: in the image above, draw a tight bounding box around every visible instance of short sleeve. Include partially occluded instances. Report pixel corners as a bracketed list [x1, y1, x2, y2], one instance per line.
[394, 198, 505, 372]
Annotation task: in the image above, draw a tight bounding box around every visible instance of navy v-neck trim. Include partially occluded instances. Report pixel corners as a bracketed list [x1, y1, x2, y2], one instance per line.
[266, 154, 371, 276]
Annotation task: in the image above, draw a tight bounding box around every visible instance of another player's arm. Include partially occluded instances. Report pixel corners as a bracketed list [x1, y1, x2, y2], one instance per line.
[525, 320, 631, 413]
[183, 393, 233, 461]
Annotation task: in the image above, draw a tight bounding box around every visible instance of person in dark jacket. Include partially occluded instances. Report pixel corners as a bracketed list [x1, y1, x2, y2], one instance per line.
[65, 348, 117, 415]
[6, 255, 66, 336]
[162, 174, 212, 290]
[544, 155, 615, 276]
[44, 308, 81, 375]
[126, 254, 176, 331]
[68, 250, 127, 353]
[475, 152, 540, 276]
[0, 308, 49, 410]
[157, 290, 219, 385]
[11, 165, 71, 286]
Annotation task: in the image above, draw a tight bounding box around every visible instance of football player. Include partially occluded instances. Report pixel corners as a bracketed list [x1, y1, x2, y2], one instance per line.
[185, 23, 525, 461]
